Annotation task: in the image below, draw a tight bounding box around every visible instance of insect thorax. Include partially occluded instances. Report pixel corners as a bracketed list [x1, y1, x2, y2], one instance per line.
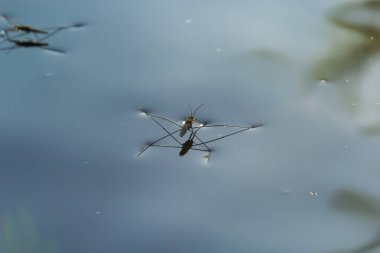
[185, 116, 195, 124]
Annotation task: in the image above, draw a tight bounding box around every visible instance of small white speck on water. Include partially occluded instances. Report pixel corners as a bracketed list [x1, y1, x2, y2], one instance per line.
[185, 19, 192, 24]
[318, 79, 329, 87]
[376, 102, 380, 107]
[215, 48, 222, 52]
[352, 103, 356, 107]
[95, 211, 101, 215]
[344, 145, 349, 149]
[344, 79, 350, 83]
[309, 192, 318, 196]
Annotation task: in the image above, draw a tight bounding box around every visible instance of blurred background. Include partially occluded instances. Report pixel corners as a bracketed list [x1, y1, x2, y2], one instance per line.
[1, 0, 380, 252]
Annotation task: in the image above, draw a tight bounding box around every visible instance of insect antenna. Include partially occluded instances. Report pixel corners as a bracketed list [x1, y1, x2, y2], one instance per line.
[187, 103, 193, 116]
[192, 104, 204, 116]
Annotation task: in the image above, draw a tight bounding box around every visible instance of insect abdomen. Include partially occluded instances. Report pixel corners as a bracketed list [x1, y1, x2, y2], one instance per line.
[179, 126, 188, 137]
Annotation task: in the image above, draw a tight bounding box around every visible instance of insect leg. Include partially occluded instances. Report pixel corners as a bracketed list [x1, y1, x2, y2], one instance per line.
[151, 144, 209, 152]
[192, 124, 262, 146]
[189, 127, 212, 162]
[1, 30, 26, 42]
[146, 114, 182, 145]
[39, 27, 66, 41]
[146, 113, 182, 128]
[200, 123, 264, 129]
[38, 22, 85, 42]
[0, 45, 17, 54]
[138, 128, 182, 156]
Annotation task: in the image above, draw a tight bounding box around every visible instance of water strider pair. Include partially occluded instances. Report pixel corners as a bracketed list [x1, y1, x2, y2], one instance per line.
[0, 14, 84, 54]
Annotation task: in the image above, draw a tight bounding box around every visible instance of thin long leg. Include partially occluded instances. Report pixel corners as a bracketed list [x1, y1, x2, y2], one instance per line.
[0, 45, 17, 54]
[189, 127, 212, 161]
[41, 22, 86, 30]
[192, 124, 262, 146]
[146, 113, 182, 128]
[138, 128, 182, 156]
[0, 31, 27, 42]
[32, 32, 41, 40]
[147, 115, 182, 145]
[192, 132, 210, 151]
[151, 142, 211, 163]
[143, 113, 212, 161]
[151, 144, 209, 152]
[200, 123, 264, 129]
[0, 14, 19, 25]
[38, 28, 63, 41]
[39, 23, 85, 42]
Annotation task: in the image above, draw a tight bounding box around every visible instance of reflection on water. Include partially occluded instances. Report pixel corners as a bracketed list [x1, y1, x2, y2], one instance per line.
[0, 208, 59, 253]
[307, 0, 380, 135]
[329, 190, 380, 253]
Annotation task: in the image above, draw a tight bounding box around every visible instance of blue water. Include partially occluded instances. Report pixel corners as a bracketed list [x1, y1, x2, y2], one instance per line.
[1, 1, 380, 252]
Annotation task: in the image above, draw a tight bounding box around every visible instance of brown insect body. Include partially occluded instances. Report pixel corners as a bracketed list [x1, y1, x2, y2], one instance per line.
[13, 25, 48, 34]
[179, 104, 204, 137]
[180, 116, 195, 137]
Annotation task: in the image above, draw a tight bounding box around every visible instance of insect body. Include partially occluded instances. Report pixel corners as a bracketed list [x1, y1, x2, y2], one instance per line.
[179, 103, 203, 137]
[1, 14, 48, 38]
[8, 25, 48, 35]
